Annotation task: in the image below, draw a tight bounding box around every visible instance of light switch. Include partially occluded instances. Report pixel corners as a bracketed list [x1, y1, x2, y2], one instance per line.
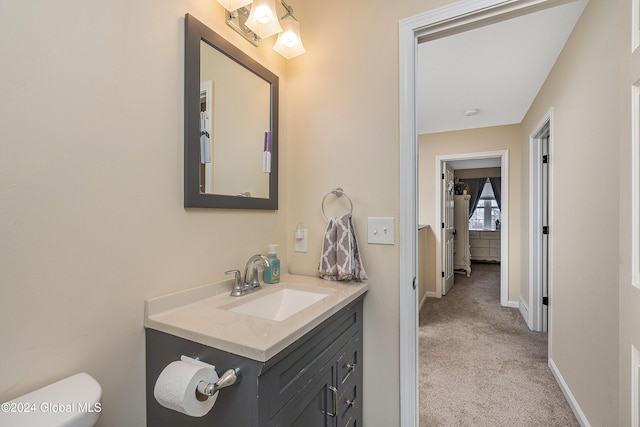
[368, 217, 395, 245]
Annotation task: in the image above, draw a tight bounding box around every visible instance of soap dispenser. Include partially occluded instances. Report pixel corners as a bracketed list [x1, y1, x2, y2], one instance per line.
[263, 244, 280, 284]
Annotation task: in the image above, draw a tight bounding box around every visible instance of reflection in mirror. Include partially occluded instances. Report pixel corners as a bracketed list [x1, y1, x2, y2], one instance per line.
[200, 41, 270, 198]
[185, 14, 278, 209]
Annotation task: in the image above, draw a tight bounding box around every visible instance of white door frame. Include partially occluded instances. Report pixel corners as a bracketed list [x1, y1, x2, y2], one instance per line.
[529, 109, 553, 335]
[399, 0, 565, 424]
[435, 151, 510, 305]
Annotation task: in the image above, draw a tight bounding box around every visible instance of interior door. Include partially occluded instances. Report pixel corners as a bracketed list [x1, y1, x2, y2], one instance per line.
[442, 163, 455, 295]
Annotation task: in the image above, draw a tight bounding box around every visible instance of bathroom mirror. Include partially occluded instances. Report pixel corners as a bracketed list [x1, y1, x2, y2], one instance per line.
[184, 14, 278, 209]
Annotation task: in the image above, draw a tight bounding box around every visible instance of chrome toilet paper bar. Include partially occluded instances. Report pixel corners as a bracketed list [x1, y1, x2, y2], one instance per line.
[196, 366, 242, 397]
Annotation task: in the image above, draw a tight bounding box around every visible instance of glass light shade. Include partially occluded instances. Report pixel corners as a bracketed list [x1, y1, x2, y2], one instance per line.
[245, 0, 282, 38]
[216, 0, 253, 10]
[273, 15, 305, 59]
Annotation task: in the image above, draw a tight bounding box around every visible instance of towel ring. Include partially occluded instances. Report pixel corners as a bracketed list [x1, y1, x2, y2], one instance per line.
[322, 188, 353, 220]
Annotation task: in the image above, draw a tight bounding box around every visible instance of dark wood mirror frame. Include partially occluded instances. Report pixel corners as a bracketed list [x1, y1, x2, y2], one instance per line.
[184, 14, 279, 210]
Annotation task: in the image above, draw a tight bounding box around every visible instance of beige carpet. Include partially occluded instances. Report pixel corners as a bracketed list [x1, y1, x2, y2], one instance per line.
[419, 263, 579, 427]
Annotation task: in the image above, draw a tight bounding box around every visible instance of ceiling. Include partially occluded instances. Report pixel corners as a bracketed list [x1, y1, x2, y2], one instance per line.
[448, 158, 501, 170]
[417, 0, 588, 135]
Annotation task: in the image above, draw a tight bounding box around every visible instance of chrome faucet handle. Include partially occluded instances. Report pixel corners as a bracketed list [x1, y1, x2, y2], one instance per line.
[225, 270, 243, 297]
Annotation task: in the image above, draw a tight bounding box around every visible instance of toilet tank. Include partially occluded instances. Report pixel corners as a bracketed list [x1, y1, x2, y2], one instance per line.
[0, 372, 102, 427]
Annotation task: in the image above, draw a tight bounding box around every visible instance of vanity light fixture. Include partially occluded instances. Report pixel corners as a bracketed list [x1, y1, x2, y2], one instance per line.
[216, 0, 252, 11]
[273, 2, 305, 59]
[217, 0, 306, 59]
[245, 0, 282, 38]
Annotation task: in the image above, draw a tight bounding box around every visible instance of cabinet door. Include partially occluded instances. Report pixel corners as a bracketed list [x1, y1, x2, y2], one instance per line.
[269, 367, 335, 427]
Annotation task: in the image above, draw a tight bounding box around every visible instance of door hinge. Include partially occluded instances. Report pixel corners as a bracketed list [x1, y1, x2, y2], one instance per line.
[412, 277, 416, 290]
[442, 222, 445, 229]
[542, 154, 549, 164]
[441, 271, 445, 278]
[442, 173, 445, 179]
[542, 226, 549, 235]
[542, 296, 549, 306]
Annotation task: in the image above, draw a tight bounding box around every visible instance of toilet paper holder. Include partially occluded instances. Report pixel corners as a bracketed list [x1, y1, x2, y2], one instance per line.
[195, 366, 242, 398]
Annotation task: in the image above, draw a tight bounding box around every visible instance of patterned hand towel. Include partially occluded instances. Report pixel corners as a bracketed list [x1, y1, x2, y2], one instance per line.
[318, 214, 368, 282]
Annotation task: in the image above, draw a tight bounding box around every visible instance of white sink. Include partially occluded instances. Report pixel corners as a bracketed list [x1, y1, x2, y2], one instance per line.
[226, 288, 329, 321]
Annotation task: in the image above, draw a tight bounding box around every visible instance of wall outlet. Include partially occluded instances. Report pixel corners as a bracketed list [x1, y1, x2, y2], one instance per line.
[368, 217, 395, 245]
[294, 229, 308, 252]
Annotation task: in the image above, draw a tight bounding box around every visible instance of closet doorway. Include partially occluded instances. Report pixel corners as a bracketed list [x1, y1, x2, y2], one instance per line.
[435, 151, 510, 306]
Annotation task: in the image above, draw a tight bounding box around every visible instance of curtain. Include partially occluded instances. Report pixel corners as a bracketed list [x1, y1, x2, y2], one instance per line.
[466, 178, 487, 219]
[489, 177, 501, 210]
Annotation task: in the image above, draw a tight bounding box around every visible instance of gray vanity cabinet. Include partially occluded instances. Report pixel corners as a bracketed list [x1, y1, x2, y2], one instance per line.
[146, 297, 363, 426]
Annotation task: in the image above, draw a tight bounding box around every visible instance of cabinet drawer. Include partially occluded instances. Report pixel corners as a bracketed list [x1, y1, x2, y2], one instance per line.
[480, 231, 500, 240]
[470, 239, 489, 248]
[468, 231, 480, 239]
[470, 247, 490, 257]
[341, 418, 357, 427]
[338, 380, 358, 425]
[262, 301, 362, 420]
[489, 248, 501, 257]
[490, 239, 501, 249]
[337, 337, 359, 387]
[336, 335, 362, 425]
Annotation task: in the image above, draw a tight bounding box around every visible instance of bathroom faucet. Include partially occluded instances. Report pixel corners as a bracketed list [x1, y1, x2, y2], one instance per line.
[225, 254, 271, 297]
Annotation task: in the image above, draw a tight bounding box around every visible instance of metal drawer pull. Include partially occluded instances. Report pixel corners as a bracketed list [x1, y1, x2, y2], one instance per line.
[341, 362, 357, 384]
[345, 398, 356, 408]
[327, 386, 338, 417]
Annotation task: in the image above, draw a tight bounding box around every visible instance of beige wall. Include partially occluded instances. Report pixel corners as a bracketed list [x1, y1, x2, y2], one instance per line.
[0, 0, 450, 425]
[0, 1, 288, 426]
[520, 0, 620, 423]
[0, 0, 631, 425]
[418, 125, 522, 301]
[283, 1, 458, 424]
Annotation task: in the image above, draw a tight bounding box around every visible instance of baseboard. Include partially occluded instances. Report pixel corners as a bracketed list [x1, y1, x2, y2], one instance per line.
[505, 300, 519, 309]
[518, 297, 529, 327]
[426, 291, 438, 298]
[419, 292, 431, 309]
[548, 358, 591, 427]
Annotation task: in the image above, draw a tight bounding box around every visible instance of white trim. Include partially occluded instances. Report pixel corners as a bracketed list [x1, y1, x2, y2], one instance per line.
[399, 1, 565, 424]
[549, 358, 591, 426]
[529, 109, 554, 332]
[425, 291, 438, 298]
[399, 10, 419, 426]
[632, 85, 640, 289]
[505, 300, 519, 308]
[434, 150, 510, 306]
[519, 296, 529, 324]
[419, 292, 430, 310]
[633, 345, 640, 427]
[528, 128, 542, 330]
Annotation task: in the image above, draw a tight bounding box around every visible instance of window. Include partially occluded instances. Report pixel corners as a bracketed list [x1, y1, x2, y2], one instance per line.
[469, 180, 501, 231]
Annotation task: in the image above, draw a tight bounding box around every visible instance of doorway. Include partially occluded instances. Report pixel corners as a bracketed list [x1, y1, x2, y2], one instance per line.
[435, 150, 510, 305]
[529, 112, 552, 333]
[398, 1, 573, 424]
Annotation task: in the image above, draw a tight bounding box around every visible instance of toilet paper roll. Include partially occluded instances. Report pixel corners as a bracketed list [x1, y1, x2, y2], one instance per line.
[153, 357, 219, 417]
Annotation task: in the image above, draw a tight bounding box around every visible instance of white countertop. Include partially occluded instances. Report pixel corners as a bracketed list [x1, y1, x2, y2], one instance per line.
[144, 274, 368, 362]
